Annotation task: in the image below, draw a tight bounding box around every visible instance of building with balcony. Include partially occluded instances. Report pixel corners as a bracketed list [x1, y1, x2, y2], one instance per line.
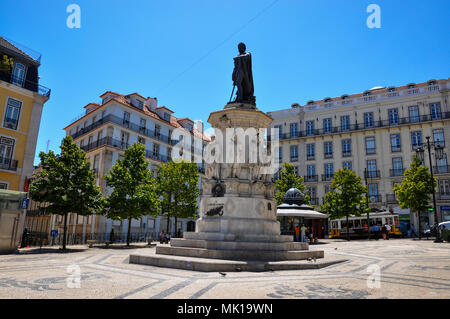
[61, 91, 210, 240]
[268, 78, 450, 232]
[0, 36, 50, 192]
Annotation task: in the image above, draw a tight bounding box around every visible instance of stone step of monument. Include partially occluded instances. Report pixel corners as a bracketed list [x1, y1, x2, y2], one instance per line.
[170, 238, 308, 251]
[183, 232, 295, 243]
[155, 245, 324, 262]
[130, 250, 345, 272]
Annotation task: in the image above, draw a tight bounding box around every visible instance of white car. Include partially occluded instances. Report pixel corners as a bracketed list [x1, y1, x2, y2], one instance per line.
[424, 221, 450, 236]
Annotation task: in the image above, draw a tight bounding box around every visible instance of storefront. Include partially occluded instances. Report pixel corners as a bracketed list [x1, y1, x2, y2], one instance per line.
[277, 188, 328, 239]
[441, 206, 450, 222]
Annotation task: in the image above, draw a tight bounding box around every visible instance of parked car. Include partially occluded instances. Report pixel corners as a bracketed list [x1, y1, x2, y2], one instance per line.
[423, 222, 450, 237]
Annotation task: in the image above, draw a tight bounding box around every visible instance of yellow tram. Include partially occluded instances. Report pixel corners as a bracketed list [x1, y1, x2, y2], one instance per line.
[329, 211, 403, 239]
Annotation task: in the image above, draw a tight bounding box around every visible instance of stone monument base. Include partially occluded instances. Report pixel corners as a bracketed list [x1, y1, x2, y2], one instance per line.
[129, 246, 346, 272]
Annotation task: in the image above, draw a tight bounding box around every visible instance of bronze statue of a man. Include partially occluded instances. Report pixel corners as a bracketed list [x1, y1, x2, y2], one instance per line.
[231, 42, 255, 106]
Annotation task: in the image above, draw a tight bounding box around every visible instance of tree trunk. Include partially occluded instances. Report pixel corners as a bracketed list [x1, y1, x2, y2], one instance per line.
[127, 217, 132, 246]
[346, 214, 350, 241]
[62, 214, 68, 250]
[166, 214, 170, 235]
[174, 216, 178, 237]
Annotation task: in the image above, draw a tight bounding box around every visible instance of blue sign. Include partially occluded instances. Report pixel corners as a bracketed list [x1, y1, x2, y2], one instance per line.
[21, 198, 29, 209]
[51, 230, 59, 237]
[440, 206, 450, 211]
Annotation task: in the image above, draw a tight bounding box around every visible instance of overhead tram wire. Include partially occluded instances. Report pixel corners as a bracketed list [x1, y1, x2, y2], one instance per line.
[155, 0, 281, 95]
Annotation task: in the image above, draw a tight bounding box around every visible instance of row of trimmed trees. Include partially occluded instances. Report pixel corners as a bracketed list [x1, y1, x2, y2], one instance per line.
[275, 158, 438, 241]
[29, 136, 199, 249]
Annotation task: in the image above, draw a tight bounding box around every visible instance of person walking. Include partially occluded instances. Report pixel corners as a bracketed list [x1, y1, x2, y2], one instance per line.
[381, 224, 387, 240]
[373, 224, 380, 240]
[385, 223, 391, 240]
[294, 225, 300, 242]
[301, 224, 307, 243]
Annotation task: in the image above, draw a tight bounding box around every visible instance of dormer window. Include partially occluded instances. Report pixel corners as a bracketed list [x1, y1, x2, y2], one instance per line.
[341, 95, 349, 100]
[363, 91, 372, 96]
[163, 113, 171, 121]
[388, 87, 396, 92]
[307, 100, 315, 106]
[407, 83, 416, 89]
[136, 100, 144, 109]
[428, 80, 437, 86]
[324, 98, 332, 102]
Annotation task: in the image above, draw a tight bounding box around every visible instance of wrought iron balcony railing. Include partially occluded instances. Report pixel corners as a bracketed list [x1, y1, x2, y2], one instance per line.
[390, 168, 405, 177]
[269, 112, 450, 141]
[0, 72, 51, 97]
[433, 165, 450, 174]
[322, 173, 334, 182]
[386, 194, 398, 204]
[304, 175, 318, 182]
[365, 170, 380, 179]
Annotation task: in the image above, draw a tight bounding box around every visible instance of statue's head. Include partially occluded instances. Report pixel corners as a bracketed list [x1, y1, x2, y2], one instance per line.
[238, 42, 246, 54]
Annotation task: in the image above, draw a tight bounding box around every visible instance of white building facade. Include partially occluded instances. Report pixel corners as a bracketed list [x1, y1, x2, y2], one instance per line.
[62, 91, 208, 239]
[268, 78, 450, 233]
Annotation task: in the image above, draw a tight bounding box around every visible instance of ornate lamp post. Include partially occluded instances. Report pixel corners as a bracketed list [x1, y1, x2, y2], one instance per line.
[415, 136, 445, 243]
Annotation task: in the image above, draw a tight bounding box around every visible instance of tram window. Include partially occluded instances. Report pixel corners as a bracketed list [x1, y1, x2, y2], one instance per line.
[341, 221, 347, 228]
[355, 220, 361, 228]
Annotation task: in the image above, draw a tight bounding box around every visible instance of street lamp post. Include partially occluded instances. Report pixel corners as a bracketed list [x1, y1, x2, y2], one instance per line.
[416, 136, 444, 243]
[364, 168, 370, 240]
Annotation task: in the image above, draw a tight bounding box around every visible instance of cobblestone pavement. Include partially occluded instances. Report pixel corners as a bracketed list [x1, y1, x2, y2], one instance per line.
[0, 238, 449, 299]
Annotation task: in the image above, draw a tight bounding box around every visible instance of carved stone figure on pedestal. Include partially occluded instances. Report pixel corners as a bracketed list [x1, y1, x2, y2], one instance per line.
[229, 42, 256, 107]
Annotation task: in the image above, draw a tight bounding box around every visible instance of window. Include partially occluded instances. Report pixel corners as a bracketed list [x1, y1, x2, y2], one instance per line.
[411, 131, 422, 150]
[392, 157, 403, 175]
[163, 113, 171, 121]
[324, 141, 333, 158]
[88, 135, 93, 146]
[388, 109, 399, 125]
[390, 134, 401, 152]
[364, 112, 374, 128]
[97, 130, 103, 142]
[153, 143, 160, 156]
[367, 160, 378, 177]
[430, 103, 441, 120]
[123, 112, 130, 127]
[136, 100, 144, 109]
[368, 183, 379, 199]
[365, 137, 376, 154]
[140, 118, 146, 132]
[436, 154, 448, 173]
[3, 98, 22, 130]
[0, 136, 15, 168]
[155, 124, 161, 137]
[433, 129, 445, 147]
[274, 125, 282, 138]
[0, 182, 7, 190]
[306, 121, 314, 136]
[278, 147, 283, 162]
[409, 106, 419, 123]
[79, 139, 84, 149]
[439, 180, 450, 196]
[290, 145, 298, 162]
[324, 163, 334, 176]
[307, 165, 316, 177]
[323, 118, 332, 134]
[306, 144, 315, 160]
[294, 166, 299, 176]
[341, 115, 350, 131]
[342, 139, 351, 157]
[11, 62, 26, 87]
[121, 131, 129, 146]
[290, 123, 298, 137]
[137, 136, 146, 145]
[343, 161, 352, 171]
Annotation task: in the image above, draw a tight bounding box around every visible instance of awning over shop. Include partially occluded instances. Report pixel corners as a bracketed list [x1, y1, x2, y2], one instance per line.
[277, 207, 328, 219]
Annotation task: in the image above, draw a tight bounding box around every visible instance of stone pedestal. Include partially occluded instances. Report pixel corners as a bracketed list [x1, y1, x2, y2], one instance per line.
[129, 104, 332, 271]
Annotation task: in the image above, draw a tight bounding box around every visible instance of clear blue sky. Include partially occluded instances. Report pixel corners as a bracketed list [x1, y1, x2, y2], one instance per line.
[1, 0, 449, 164]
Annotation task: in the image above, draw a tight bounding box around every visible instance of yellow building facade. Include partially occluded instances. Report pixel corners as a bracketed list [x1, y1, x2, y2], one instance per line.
[0, 36, 50, 191]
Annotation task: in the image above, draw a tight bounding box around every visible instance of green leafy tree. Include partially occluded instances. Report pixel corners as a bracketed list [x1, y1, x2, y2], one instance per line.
[321, 169, 367, 241]
[29, 136, 103, 250]
[0, 55, 14, 74]
[274, 162, 309, 205]
[104, 143, 160, 246]
[393, 156, 435, 237]
[155, 160, 200, 236]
